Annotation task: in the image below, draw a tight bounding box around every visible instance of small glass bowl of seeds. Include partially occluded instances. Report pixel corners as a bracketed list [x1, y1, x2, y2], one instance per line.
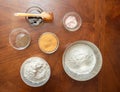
[9, 28, 31, 50]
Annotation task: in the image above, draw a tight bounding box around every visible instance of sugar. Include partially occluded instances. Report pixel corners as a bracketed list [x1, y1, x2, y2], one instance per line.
[65, 16, 78, 29]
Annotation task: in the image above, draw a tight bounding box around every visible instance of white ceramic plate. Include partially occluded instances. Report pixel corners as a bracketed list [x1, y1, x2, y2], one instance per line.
[62, 40, 102, 81]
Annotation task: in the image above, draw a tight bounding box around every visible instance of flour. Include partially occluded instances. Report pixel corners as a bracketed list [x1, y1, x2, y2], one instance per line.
[65, 44, 96, 75]
[23, 57, 50, 84]
[65, 16, 78, 29]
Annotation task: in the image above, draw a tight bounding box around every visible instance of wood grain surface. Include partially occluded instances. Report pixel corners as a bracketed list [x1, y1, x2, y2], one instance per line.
[0, 0, 120, 92]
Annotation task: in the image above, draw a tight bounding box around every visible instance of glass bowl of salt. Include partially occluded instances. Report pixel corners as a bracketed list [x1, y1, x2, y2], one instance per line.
[9, 28, 31, 50]
[63, 12, 82, 32]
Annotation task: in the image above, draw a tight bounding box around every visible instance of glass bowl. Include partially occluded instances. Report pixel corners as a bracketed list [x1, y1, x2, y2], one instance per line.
[9, 28, 31, 50]
[25, 6, 44, 26]
[62, 40, 102, 81]
[20, 57, 51, 87]
[38, 32, 59, 54]
[63, 12, 82, 32]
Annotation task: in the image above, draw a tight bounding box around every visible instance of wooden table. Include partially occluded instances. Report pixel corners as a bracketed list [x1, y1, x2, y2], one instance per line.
[0, 0, 120, 92]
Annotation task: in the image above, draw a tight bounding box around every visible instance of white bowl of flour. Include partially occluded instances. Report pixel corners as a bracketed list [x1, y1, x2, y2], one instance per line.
[62, 41, 102, 81]
[20, 57, 51, 87]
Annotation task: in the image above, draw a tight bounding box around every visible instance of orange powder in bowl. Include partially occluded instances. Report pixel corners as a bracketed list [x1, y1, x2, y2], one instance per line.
[38, 32, 59, 54]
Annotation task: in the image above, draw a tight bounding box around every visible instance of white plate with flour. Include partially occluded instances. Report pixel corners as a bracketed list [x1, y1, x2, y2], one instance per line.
[62, 41, 102, 81]
[20, 57, 51, 87]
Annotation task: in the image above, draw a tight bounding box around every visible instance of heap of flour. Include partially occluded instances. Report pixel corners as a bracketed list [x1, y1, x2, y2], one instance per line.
[65, 44, 96, 75]
[23, 57, 50, 84]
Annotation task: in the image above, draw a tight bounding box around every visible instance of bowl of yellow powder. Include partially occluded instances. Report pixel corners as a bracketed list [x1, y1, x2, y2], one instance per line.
[38, 32, 59, 54]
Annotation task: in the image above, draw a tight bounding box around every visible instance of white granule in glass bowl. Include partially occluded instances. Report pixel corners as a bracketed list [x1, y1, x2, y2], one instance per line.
[65, 44, 96, 75]
[22, 57, 50, 84]
[65, 16, 78, 29]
